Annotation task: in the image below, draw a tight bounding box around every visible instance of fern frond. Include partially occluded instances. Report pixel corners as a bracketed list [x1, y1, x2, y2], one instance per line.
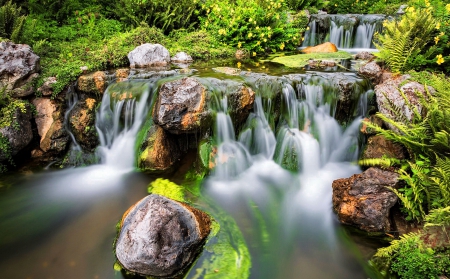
[374, 232, 421, 258]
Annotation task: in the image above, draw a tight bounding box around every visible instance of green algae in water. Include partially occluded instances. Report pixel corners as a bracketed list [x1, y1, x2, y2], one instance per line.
[271, 51, 352, 68]
[147, 178, 186, 202]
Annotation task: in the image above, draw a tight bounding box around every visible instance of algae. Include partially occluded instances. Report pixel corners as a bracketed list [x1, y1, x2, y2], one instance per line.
[147, 178, 186, 202]
[271, 51, 352, 68]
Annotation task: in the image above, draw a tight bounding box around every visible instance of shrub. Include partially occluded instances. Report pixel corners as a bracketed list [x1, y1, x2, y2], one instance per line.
[200, 0, 305, 54]
[0, 0, 27, 42]
[374, 7, 438, 73]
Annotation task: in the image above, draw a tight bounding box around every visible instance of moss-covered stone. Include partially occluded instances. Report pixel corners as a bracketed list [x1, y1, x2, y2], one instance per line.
[148, 178, 185, 202]
[271, 51, 352, 68]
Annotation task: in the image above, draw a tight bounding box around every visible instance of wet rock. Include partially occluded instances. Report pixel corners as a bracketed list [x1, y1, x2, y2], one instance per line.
[302, 42, 338, 54]
[32, 98, 57, 144]
[128, 43, 170, 68]
[115, 68, 129, 82]
[153, 77, 211, 134]
[69, 95, 98, 151]
[228, 85, 255, 124]
[77, 71, 107, 95]
[39, 108, 69, 154]
[37, 77, 57, 96]
[0, 42, 40, 98]
[355, 51, 375, 60]
[0, 104, 34, 157]
[362, 135, 406, 161]
[171, 52, 193, 63]
[375, 76, 433, 132]
[116, 194, 211, 277]
[358, 61, 382, 84]
[137, 125, 182, 173]
[332, 167, 400, 232]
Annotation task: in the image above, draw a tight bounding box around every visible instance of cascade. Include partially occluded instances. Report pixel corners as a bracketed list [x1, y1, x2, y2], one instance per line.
[302, 14, 385, 50]
[205, 72, 372, 278]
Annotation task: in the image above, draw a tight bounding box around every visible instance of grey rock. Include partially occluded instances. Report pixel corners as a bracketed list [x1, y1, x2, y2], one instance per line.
[171, 52, 193, 63]
[128, 43, 170, 68]
[116, 194, 211, 277]
[355, 51, 375, 61]
[0, 42, 40, 98]
[37, 76, 57, 96]
[359, 61, 382, 84]
[332, 167, 400, 232]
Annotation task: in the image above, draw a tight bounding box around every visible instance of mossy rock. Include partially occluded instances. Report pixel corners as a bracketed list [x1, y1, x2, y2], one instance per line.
[271, 51, 352, 68]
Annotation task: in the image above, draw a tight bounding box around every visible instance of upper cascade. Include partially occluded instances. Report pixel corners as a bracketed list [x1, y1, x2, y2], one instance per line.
[302, 14, 386, 50]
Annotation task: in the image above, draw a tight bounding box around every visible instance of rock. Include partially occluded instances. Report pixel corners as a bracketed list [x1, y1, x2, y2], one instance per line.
[355, 51, 375, 60]
[360, 115, 384, 135]
[77, 71, 107, 94]
[301, 42, 338, 54]
[115, 68, 129, 82]
[171, 52, 193, 63]
[0, 104, 33, 158]
[0, 42, 40, 98]
[69, 95, 98, 151]
[227, 85, 255, 124]
[235, 49, 248, 60]
[116, 194, 211, 277]
[362, 135, 406, 161]
[212, 67, 241, 76]
[358, 61, 382, 84]
[153, 77, 211, 134]
[32, 98, 57, 144]
[375, 76, 433, 132]
[332, 167, 399, 232]
[397, 4, 408, 15]
[128, 43, 170, 68]
[137, 125, 182, 173]
[37, 77, 57, 96]
[39, 107, 69, 154]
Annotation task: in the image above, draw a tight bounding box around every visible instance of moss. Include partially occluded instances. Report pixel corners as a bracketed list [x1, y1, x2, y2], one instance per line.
[148, 178, 186, 202]
[271, 51, 352, 68]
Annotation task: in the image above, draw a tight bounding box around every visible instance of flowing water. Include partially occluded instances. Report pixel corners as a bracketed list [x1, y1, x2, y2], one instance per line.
[0, 65, 381, 278]
[302, 14, 385, 51]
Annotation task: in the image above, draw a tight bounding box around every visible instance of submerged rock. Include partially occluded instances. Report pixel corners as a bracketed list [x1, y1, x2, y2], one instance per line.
[332, 167, 399, 232]
[128, 43, 170, 68]
[116, 194, 211, 277]
[0, 42, 40, 98]
[301, 42, 338, 54]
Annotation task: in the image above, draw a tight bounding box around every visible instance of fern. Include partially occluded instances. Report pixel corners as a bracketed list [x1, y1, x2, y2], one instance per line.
[374, 232, 421, 258]
[0, 0, 26, 43]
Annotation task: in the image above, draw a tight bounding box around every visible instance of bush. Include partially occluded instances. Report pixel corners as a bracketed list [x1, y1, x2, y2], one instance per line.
[0, 0, 27, 42]
[374, 7, 438, 73]
[200, 0, 305, 54]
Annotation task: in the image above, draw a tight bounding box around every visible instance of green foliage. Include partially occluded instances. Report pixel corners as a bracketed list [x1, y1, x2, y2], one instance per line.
[148, 178, 185, 202]
[111, 0, 200, 33]
[285, 0, 325, 11]
[0, 134, 12, 172]
[326, 0, 403, 14]
[0, 0, 27, 42]
[424, 206, 450, 229]
[0, 98, 30, 130]
[374, 7, 437, 73]
[200, 0, 305, 54]
[271, 51, 352, 68]
[362, 74, 450, 221]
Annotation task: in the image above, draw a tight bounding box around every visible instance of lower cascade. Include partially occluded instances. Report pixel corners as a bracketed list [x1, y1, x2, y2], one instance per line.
[0, 67, 379, 279]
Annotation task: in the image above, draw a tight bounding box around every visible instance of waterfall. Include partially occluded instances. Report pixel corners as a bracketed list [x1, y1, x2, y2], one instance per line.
[302, 14, 385, 51]
[205, 72, 372, 278]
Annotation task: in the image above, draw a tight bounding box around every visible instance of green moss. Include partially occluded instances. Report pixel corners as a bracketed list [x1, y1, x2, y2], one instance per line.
[148, 178, 186, 202]
[271, 51, 352, 68]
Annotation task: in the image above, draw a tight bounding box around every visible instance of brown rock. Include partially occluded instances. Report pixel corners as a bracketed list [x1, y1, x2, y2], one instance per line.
[362, 135, 406, 161]
[212, 67, 242, 76]
[360, 115, 384, 135]
[40, 110, 69, 154]
[116, 194, 211, 277]
[69, 95, 98, 151]
[332, 167, 400, 232]
[77, 71, 107, 94]
[235, 49, 248, 60]
[359, 61, 382, 85]
[301, 42, 338, 54]
[355, 51, 375, 60]
[32, 98, 57, 143]
[115, 68, 129, 82]
[138, 126, 182, 173]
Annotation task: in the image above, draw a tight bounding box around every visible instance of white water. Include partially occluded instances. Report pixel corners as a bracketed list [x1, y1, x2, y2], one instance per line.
[206, 74, 372, 278]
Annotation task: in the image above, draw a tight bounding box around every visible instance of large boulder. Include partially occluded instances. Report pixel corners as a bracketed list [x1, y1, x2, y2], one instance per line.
[128, 44, 171, 68]
[137, 125, 182, 173]
[332, 167, 400, 232]
[116, 194, 211, 277]
[0, 105, 34, 159]
[375, 75, 434, 132]
[153, 77, 211, 134]
[301, 42, 338, 54]
[0, 42, 40, 98]
[68, 95, 98, 151]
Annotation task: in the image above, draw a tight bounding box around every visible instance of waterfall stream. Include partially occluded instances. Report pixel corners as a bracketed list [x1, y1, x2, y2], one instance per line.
[0, 67, 381, 279]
